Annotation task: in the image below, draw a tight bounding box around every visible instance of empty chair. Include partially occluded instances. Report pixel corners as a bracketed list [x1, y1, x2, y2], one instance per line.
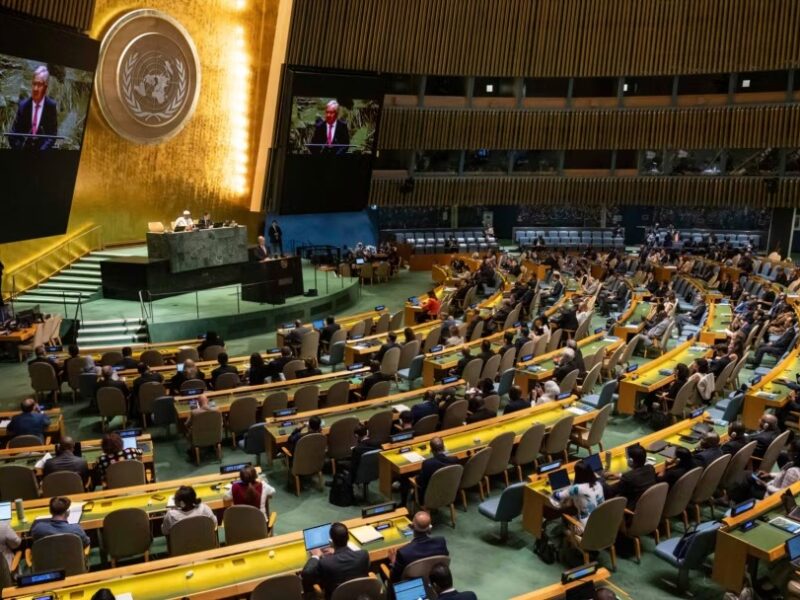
[621, 482, 669, 562]
[413, 413, 439, 435]
[546, 328, 563, 353]
[366, 410, 393, 445]
[398, 340, 421, 371]
[167, 515, 218, 556]
[478, 481, 527, 541]
[461, 358, 483, 388]
[29, 362, 61, 403]
[689, 453, 731, 522]
[139, 350, 164, 367]
[379, 347, 402, 378]
[441, 399, 468, 430]
[397, 355, 424, 390]
[138, 381, 166, 428]
[293, 385, 320, 412]
[422, 328, 441, 353]
[510, 423, 546, 481]
[176, 347, 200, 363]
[482, 394, 500, 413]
[227, 396, 258, 448]
[458, 447, 492, 509]
[653, 521, 721, 593]
[564, 496, 627, 571]
[661, 467, 703, 538]
[42, 471, 85, 496]
[105, 459, 146, 489]
[299, 331, 321, 361]
[250, 574, 303, 600]
[222, 504, 269, 545]
[330, 576, 384, 600]
[282, 359, 306, 381]
[7, 434, 44, 449]
[353, 449, 381, 501]
[366, 380, 392, 400]
[319, 341, 345, 370]
[283, 432, 327, 496]
[0, 465, 39, 501]
[240, 422, 267, 465]
[190, 410, 223, 465]
[483, 431, 515, 490]
[152, 396, 177, 436]
[570, 404, 613, 455]
[558, 369, 579, 395]
[753, 429, 790, 473]
[374, 313, 391, 334]
[469, 320, 484, 342]
[388, 311, 404, 331]
[576, 363, 602, 396]
[100, 351, 124, 366]
[494, 368, 516, 398]
[327, 417, 360, 475]
[580, 379, 617, 410]
[29, 533, 87, 576]
[480, 354, 501, 381]
[201, 345, 225, 361]
[721, 440, 757, 495]
[102, 507, 152, 566]
[413, 464, 463, 527]
[324, 380, 350, 407]
[97, 387, 128, 431]
[263, 391, 289, 415]
[544, 415, 575, 462]
[499, 347, 516, 374]
[214, 372, 240, 391]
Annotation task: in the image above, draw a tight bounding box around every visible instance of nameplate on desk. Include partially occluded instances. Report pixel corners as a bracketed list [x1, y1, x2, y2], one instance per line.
[625, 364, 638, 373]
[561, 562, 599, 584]
[362, 502, 396, 519]
[440, 376, 458, 384]
[273, 408, 297, 418]
[520, 354, 533, 362]
[17, 571, 64, 587]
[557, 392, 572, 400]
[220, 462, 251, 474]
[348, 363, 364, 371]
[374, 305, 385, 311]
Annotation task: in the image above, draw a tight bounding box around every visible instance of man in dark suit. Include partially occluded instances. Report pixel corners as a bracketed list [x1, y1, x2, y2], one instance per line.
[7, 398, 50, 441]
[429, 563, 478, 600]
[748, 326, 796, 368]
[10, 66, 58, 150]
[417, 437, 459, 502]
[266, 347, 294, 381]
[210, 353, 239, 388]
[320, 316, 341, 347]
[504, 385, 530, 414]
[254, 236, 269, 262]
[748, 413, 780, 459]
[465, 397, 496, 424]
[301, 522, 369, 599]
[455, 347, 473, 376]
[721, 421, 747, 455]
[131, 362, 164, 414]
[376, 331, 400, 362]
[410, 391, 438, 424]
[309, 100, 350, 155]
[267, 220, 283, 256]
[115, 347, 139, 370]
[43, 436, 89, 483]
[97, 365, 130, 399]
[286, 319, 310, 349]
[476, 340, 494, 365]
[692, 431, 723, 468]
[388, 511, 449, 582]
[606, 444, 656, 508]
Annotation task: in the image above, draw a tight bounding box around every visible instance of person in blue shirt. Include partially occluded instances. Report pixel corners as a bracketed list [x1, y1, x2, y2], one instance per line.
[410, 390, 438, 424]
[7, 398, 50, 441]
[30, 496, 90, 547]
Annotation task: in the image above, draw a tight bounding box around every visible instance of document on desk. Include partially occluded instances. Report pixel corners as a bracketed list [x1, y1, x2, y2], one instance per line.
[402, 452, 425, 463]
[350, 525, 384, 544]
[0, 420, 10, 429]
[566, 406, 588, 415]
[34, 453, 52, 469]
[769, 516, 800, 534]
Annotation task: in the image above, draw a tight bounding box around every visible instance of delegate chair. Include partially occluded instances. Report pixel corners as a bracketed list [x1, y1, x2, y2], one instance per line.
[319, 341, 346, 370]
[97, 387, 127, 431]
[327, 417, 360, 475]
[293, 385, 319, 412]
[478, 481, 526, 542]
[458, 447, 492, 509]
[653, 521, 721, 593]
[544, 414, 575, 462]
[29, 533, 87, 576]
[105, 459, 146, 489]
[222, 505, 271, 545]
[263, 391, 289, 416]
[283, 432, 326, 496]
[190, 410, 224, 465]
[138, 381, 166, 428]
[412, 464, 463, 528]
[167, 515, 218, 556]
[621, 482, 669, 563]
[227, 396, 258, 448]
[510, 423, 546, 481]
[324, 380, 350, 407]
[366, 410, 393, 445]
[102, 507, 152, 566]
[413, 414, 439, 435]
[688, 454, 731, 522]
[139, 350, 164, 367]
[353, 449, 381, 502]
[483, 431, 515, 490]
[250, 574, 303, 600]
[331, 576, 384, 600]
[240, 422, 267, 466]
[215, 372, 240, 391]
[0, 465, 39, 501]
[7, 434, 45, 449]
[570, 403, 612, 455]
[441, 399, 468, 430]
[564, 496, 627, 571]
[29, 362, 61, 404]
[42, 471, 85, 496]
[660, 467, 703, 538]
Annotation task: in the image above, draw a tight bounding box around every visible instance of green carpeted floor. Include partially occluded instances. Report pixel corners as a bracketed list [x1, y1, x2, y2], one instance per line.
[0, 269, 733, 599]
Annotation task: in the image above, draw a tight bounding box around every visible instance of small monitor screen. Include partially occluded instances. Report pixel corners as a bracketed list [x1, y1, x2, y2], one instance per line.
[391, 431, 414, 444]
[356, 258, 365, 265]
[538, 460, 562, 474]
[273, 408, 297, 418]
[374, 305, 385, 311]
[313, 320, 324, 330]
[786, 534, 800, 561]
[303, 523, 331, 551]
[690, 407, 704, 419]
[220, 462, 250, 474]
[548, 468, 571, 491]
[626, 364, 638, 372]
[731, 499, 756, 517]
[557, 392, 571, 400]
[520, 354, 533, 362]
[0, 502, 11, 521]
[183, 388, 203, 396]
[362, 502, 395, 518]
[440, 376, 458, 384]
[584, 453, 603, 473]
[122, 436, 137, 451]
[393, 578, 428, 600]
[17, 571, 64, 587]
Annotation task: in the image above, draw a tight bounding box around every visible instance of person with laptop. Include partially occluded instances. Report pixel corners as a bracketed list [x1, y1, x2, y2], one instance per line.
[387, 511, 449, 582]
[96, 432, 143, 482]
[753, 439, 800, 497]
[30, 496, 90, 547]
[300, 522, 369, 599]
[428, 563, 478, 600]
[605, 444, 656, 508]
[161, 485, 218, 536]
[550, 459, 605, 529]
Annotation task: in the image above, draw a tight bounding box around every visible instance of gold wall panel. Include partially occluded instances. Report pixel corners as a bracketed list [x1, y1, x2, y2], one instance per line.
[370, 176, 800, 209]
[0, 0, 95, 31]
[1, 0, 280, 274]
[378, 104, 800, 150]
[288, 0, 800, 77]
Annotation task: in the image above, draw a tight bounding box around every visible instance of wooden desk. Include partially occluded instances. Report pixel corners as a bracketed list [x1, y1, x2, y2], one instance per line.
[3, 508, 412, 600]
[0, 408, 64, 443]
[654, 265, 677, 283]
[55, 339, 201, 363]
[521, 414, 727, 538]
[378, 398, 597, 497]
[275, 307, 388, 347]
[344, 320, 442, 366]
[616, 340, 712, 415]
[742, 346, 800, 429]
[698, 300, 732, 345]
[264, 382, 464, 464]
[0, 434, 154, 482]
[404, 284, 450, 326]
[117, 351, 280, 381]
[421, 330, 509, 387]
[612, 299, 651, 340]
[0, 327, 36, 344]
[514, 332, 624, 395]
[712, 481, 800, 591]
[510, 568, 632, 600]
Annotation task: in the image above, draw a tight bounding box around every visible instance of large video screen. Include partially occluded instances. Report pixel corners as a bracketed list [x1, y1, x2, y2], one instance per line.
[0, 11, 99, 243]
[272, 69, 384, 214]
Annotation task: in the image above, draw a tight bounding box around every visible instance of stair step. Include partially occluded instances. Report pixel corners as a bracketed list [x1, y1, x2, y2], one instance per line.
[49, 275, 102, 284]
[77, 333, 149, 344]
[21, 288, 93, 298]
[81, 256, 109, 263]
[39, 282, 99, 291]
[15, 295, 83, 305]
[78, 325, 147, 334]
[88, 251, 124, 259]
[82, 318, 147, 326]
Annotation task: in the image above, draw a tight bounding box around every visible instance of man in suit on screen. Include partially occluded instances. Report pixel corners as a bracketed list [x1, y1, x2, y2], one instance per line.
[309, 100, 350, 155]
[10, 66, 58, 150]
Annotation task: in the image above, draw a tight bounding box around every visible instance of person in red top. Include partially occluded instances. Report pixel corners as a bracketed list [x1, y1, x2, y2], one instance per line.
[224, 465, 276, 517]
[419, 289, 441, 322]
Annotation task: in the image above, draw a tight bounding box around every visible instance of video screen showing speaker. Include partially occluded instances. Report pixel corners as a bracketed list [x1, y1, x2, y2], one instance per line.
[0, 11, 99, 243]
[276, 69, 384, 214]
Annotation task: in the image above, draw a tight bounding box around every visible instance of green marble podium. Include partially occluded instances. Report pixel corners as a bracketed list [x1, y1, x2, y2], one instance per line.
[146, 226, 249, 273]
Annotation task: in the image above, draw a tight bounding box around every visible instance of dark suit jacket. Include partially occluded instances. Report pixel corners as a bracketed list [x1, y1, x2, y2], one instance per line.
[455, 355, 473, 376]
[610, 464, 656, 508]
[466, 408, 496, 424]
[692, 446, 722, 468]
[376, 342, 399, 362]
[321, 323, 341, 344]
[301, 546, 370, 599]
[749, 429, 779, 458]
[267, 225, 282, 243]
[43, 451, 89, 481]
[418, 453, 459, 500]
[97, 378, 130, 398]
[438, 591, 478, 600]
[115, 357, 139, 370]
[721, 438, 746, 456]
[772, 328, 796, 351]
[390, 534, 449, 581]
[254, 245, 268, 260]
[310, 119, 350, 155]
[504, 399, 531, 414]
[411, 400, 438, 424]
[11, 96, 57, 149]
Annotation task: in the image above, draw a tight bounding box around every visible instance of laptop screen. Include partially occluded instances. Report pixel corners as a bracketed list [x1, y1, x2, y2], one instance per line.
[391, 431, 414, 444]
[548, 468, 571, 491]
[786, 534, 800, 561]
[356, 258, 365, 265]
[303, 523, 331, 551]
[393, 578, 428, 600]
[783, 491, 798, 514]
[564, 581, 596, 600]
[0, 502, 11, 521]
[584, 453, 603, 473]
[313, 320, 324, 330]
[122, 436, 138, 451]
[731, 499, 756, 517]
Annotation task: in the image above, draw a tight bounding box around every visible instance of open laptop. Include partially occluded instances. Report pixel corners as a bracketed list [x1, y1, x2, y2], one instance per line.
[393, 577, 428, 600]
[782, 490, 800, 521]
[547, 468, 571, 492]
[584, 453, 604, 475]
[356, 258, 366, 265]
[786, 534, 800, 568]
[312, 320, 325, 330]
[303, 523, 332, 553]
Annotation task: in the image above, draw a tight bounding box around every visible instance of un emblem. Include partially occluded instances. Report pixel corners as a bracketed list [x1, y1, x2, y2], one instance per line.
[95, 9, 200, 144]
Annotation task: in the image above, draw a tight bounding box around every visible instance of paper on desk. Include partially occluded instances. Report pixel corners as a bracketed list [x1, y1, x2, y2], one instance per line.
[350, 525, 384, 544]
[0, 420, 10, 429]
[115, 594, 133, 600]
[566, 406, 588, 415]
[166, 495, 176, 508]
[402, 452, 425, 463]
[392, 404, 410, 413]
[34, 452, 52, 469]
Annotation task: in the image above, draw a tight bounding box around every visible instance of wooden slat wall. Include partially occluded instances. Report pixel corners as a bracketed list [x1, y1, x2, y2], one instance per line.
[0, 0, 95, 31]
[370, 176, 800, 209]
[379, 104, 800, 150]
[288, 0, 800, 77]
